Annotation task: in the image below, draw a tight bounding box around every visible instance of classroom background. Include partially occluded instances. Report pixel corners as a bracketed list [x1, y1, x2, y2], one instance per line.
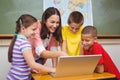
[0, 0, 120, 79]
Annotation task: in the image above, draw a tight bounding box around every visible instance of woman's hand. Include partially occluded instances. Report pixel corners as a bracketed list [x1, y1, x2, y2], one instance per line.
[51, 67, 56, 73]
[61, 51, 68, 56]
[57, 51, 68, 56]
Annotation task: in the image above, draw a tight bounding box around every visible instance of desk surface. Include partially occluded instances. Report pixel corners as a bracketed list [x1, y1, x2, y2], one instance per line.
[32, 72, 115, 80]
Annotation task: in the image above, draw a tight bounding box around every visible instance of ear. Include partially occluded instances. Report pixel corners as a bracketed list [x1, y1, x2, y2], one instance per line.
[20, 26, 26, 32]
[94, 37, 97, 42]
[21, 26, 25, 30]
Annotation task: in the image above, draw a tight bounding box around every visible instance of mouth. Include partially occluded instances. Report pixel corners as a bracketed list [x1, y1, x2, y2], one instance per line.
[83, 45, 89, 50]
[50, 27, 57, 32]
[72, 31, 77, 34]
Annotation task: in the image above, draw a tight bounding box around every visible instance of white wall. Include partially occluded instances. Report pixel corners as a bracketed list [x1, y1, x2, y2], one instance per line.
[0, 39, 120, 80]
[0, 47, 11, 80]
[102, 44, 120, 71]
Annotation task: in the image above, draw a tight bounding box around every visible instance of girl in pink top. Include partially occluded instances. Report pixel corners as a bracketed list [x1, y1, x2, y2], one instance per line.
[29, 7, 67, 68]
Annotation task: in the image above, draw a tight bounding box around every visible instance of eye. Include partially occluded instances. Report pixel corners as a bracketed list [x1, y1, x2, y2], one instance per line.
[56, 21, 60, 24]
[70, 26, 74, 29]
[32, 28, 37, 31]
[85, 40, 90, 42]
[51, 21, 55, 23]
[50, 20, 56, 23]
[75, 28, 80, 30]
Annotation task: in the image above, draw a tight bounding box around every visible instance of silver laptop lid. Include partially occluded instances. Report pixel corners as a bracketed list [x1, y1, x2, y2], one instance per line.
[54, 55, 101, 77]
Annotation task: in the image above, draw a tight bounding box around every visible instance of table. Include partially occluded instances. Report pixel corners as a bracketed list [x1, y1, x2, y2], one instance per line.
[32, 72, 115, 80]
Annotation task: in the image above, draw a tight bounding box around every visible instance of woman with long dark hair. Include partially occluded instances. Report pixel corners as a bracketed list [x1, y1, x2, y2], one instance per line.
[29, 7, 67, 68]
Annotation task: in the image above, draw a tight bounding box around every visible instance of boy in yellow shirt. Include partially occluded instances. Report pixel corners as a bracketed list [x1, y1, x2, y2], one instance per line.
[61, 11, 84, 56]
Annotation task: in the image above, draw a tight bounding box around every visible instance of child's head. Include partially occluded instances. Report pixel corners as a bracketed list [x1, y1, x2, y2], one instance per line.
[41, 7, 63, 43]
[16, 14, 37, 38]
[8, 14, 37, 63]
[81, 26, 97, 50]
[68, 11, 84, 33]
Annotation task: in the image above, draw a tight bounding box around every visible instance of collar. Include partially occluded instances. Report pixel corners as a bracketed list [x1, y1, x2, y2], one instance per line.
[17, 34, 27, 40]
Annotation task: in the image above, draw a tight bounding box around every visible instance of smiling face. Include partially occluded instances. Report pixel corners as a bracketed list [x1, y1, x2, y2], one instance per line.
[67, 11, 84, 34]
[81, 34, 97, 51]
[69, 22, 82, 33]
[45, 14, 60, 33]
[21, 22, 37, 38]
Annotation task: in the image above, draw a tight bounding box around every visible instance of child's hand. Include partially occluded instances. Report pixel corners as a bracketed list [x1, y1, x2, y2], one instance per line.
[32, 69, 41, 73]
[51, 67, 56, 73]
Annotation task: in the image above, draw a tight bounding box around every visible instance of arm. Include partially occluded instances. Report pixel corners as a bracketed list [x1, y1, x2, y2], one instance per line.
[23, 50, 55, 73]
[52, 58, 58, 68]
[80, 44, 84, 55]
[61, 40, 67, 53]
[61, 26, 67, 53]
[95, 64, 104, 73]
[40, 50, 67, 58]
[92, 43, 104, 73]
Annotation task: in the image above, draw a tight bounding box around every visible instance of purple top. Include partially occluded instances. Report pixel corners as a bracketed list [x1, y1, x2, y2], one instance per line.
[6, 35, 32, 80]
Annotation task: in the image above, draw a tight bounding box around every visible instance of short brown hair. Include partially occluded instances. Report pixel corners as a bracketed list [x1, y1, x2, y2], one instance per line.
[82, 25, 97, 37]
[68, 11, 84, 25]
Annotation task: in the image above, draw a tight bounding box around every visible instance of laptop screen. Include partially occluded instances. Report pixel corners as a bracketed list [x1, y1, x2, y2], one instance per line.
[50, 55, 101, 77]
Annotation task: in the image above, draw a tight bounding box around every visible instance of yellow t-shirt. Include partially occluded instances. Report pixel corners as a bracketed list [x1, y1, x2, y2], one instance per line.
[62, 25, 84, 56]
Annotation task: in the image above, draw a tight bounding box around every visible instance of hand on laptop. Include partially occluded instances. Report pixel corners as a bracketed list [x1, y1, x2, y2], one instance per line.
[59, 51, 68, 56]
[32, 69, 40, 73]
[51, 67, 56, 73]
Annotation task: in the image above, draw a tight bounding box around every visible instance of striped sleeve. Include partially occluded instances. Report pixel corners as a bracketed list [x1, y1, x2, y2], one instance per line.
[20, 40, 32, 53]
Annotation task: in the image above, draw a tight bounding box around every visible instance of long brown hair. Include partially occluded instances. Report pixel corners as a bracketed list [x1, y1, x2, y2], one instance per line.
[8, 14, 37, 62]
[40, 7, 63, 43]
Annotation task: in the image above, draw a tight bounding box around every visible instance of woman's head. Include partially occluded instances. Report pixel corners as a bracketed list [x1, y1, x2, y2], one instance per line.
[41, 7, 62, 43]
[16, 14, 37, 38]
[68, 11, 84, 33]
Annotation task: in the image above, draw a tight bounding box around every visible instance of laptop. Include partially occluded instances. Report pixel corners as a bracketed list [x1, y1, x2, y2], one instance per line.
[50, 54, 101, 77]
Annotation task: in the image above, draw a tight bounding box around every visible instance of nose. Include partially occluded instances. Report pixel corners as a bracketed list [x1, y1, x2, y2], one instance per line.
[82, 40, 86, 45]
[33, 30, 37, 34]
[53, 23, 57, 28]
[72, 29, 77, 33]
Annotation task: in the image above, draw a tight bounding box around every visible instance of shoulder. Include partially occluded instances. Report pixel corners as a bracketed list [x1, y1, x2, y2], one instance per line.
[80, 25, 85, 31]
[62, 25, 70, 32]
[94, 42, 102, 47]
[77, 25, 84, 33]
[93, 42, 104, 50]
[16, 35, 28, 43]
[18, 38, 30, 46]
[18, 38, 31, 51]
[16, 37, 31, 51]
[62, 25, 69, 30]
[81, 25, 84, 30]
